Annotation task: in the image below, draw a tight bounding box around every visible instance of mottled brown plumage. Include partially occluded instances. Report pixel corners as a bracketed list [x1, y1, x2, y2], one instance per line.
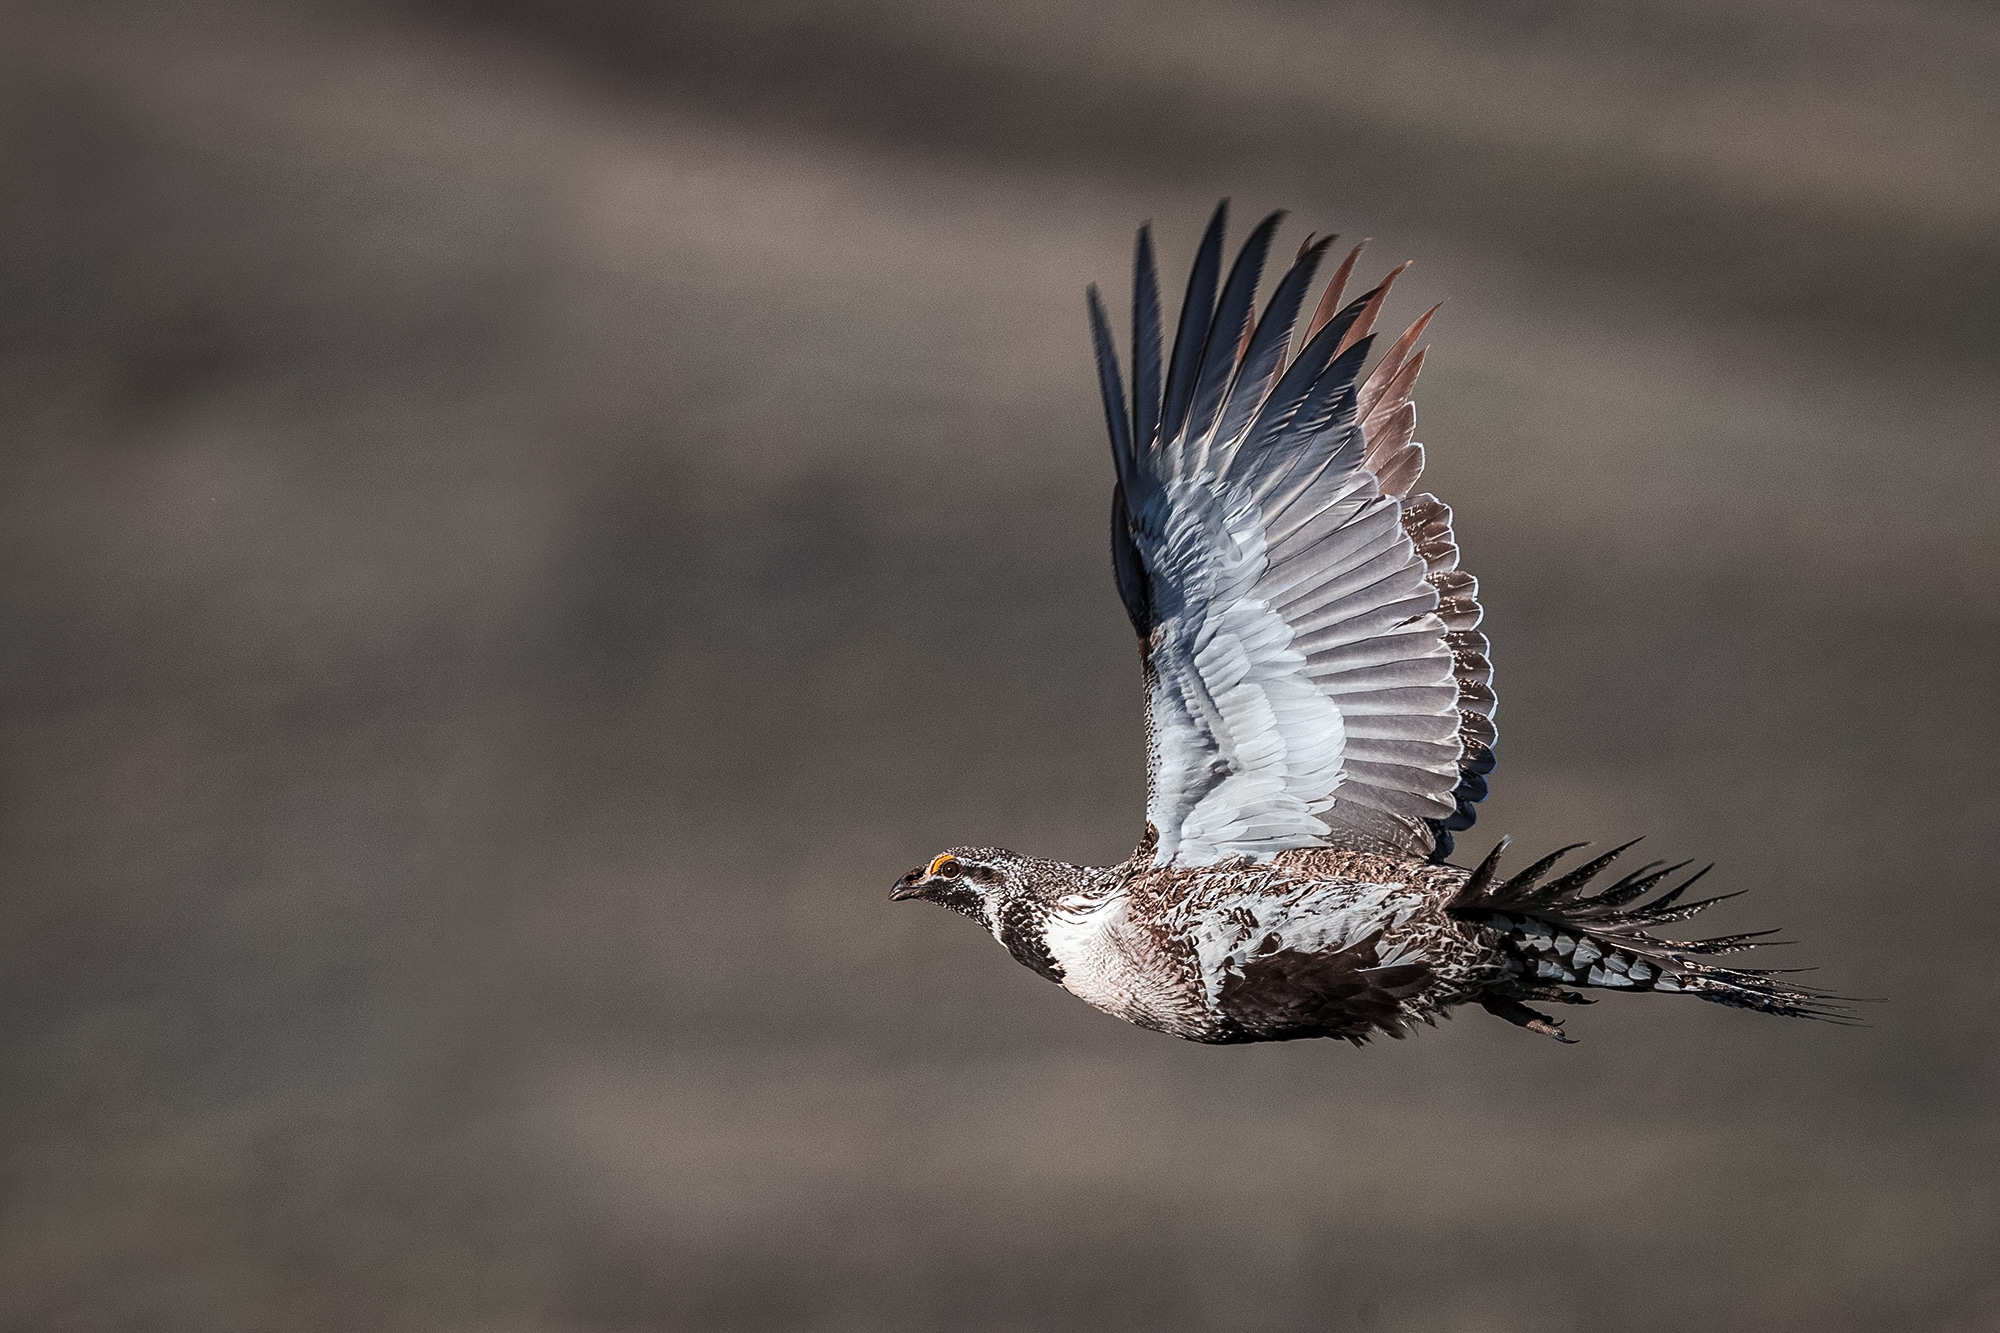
[891, 205, 1842, 1046]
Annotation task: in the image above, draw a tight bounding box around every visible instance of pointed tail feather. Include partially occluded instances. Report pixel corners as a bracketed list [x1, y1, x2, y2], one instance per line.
[1453, 839, 1860, 1024]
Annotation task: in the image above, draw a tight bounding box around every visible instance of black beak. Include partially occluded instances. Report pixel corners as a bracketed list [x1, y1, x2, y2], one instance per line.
[890, 873, 924, 902]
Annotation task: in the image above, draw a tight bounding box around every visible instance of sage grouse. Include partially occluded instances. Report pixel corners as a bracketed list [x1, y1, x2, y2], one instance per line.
[893, 204, 1842, 1045]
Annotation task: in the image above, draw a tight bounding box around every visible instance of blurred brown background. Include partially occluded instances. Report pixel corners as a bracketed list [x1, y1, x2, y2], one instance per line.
[2, 1, 1996, 1329]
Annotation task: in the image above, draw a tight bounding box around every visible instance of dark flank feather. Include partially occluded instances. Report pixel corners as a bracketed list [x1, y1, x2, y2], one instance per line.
[1213, 930, 1432, 1045]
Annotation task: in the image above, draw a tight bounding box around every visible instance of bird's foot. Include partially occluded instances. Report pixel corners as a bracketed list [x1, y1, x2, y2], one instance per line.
[1480, 995, 1580, 1043]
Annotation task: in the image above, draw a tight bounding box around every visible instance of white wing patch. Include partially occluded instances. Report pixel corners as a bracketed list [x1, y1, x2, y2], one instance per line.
[1144, 477, 1350, 865]
[1090, 206, 1494, 869]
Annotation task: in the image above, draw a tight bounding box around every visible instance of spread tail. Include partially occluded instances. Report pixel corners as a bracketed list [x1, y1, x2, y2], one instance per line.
[1451, 837, 1857, 1040]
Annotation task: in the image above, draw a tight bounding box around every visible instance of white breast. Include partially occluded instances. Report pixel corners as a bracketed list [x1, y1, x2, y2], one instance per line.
[1039, 891, 1206, 1035]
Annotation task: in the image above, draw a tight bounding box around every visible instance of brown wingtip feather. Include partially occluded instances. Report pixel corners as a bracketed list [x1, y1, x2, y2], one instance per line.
[1359, 302, 1441, 419]
[1363, 350, 1427, 438]
[1368, 415, 1422, 495]
[1303, 241, 1368, 346]
[1335, 261, 1413, 357]
[1358, 297, 1439, 498]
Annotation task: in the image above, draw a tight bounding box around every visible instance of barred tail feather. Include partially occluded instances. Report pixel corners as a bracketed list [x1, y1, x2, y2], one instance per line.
[1453, 837, 1857, 1030]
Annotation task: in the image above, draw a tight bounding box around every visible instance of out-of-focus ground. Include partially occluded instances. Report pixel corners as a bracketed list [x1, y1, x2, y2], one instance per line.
[1, 2, 1996, 1329]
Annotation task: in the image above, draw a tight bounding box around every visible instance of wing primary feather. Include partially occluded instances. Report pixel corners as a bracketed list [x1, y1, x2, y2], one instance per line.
[1358, 304, 1439, 420]
[1208, 234, 1336, 474]
[1277, 321, 1379, 450]
[1335, 261, 1412, 357]
[1236, 293, 1379, 474]
[1160, 200, 1229, 456]
[1132, 225, 1164, 465]
[1185, 210, 1284, 468]
[1246, 335, 1374, 508]
[1302, 240, 1367, 347]
[1110, 484, 1151, 636]
[1087, 285, 1134, 474]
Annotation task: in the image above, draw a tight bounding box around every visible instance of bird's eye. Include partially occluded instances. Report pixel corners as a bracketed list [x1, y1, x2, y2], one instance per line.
[938, 859, 963, 879]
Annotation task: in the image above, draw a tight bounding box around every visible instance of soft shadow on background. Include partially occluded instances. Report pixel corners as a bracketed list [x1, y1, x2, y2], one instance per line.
[3, 1, 1997, 1329]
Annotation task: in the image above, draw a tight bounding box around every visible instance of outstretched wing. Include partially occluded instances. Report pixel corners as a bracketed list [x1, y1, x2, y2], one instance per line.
[1088, 203, 1495, 868]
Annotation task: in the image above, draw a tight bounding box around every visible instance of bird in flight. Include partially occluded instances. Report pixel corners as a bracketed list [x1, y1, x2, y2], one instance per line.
[894, 203, 1842, 1044]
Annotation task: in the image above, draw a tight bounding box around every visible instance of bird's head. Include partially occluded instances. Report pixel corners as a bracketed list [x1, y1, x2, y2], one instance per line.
[891, 847, 1104, 985]
[890, 848, 1011, 919]
[890, 846, 1058, 927]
